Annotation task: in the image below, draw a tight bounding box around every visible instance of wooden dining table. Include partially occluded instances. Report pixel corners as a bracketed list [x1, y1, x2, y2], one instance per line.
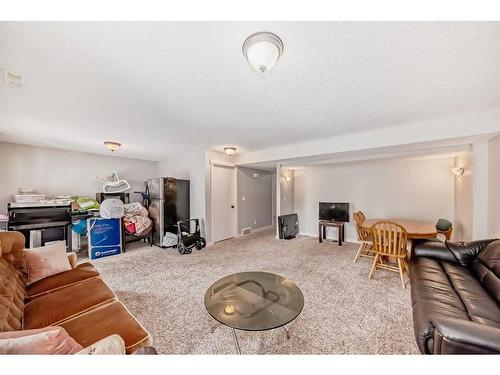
[361, 219, 437, 257]
[361, 219, 437, 239]
[361, 219, 437, 255]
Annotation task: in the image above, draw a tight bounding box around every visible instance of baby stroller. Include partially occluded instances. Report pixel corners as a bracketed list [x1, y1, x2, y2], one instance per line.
[176, 218, 206, 255]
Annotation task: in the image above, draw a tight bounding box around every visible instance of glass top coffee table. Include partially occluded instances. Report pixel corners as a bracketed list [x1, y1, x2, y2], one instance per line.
[204, 271, 304, 354]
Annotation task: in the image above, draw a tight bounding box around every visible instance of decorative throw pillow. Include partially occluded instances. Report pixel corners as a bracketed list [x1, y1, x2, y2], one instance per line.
[24, 241, 71, 285]
[75, 334, 126, 355]
[0, 326, 83, 354]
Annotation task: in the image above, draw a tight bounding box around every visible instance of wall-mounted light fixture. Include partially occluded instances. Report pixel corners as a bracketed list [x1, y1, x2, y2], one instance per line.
[224, 147, 237, 156]
[104, 141, 121, 152]
[451, 167, 464, 177]
[284, 176, 292, 183]
[3, 70, 22, 87]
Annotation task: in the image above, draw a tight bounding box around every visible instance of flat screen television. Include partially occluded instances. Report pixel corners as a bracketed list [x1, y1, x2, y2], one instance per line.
[278, 213, 299, 240]
[319, 202, 350, 222]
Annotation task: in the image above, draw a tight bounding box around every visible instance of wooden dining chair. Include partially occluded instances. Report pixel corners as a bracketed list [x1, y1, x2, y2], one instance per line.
[352, 212, 374, 263]
[436, 218, 453, 241]
[368, 221, 409, 289]
[357, 210, 367, 222]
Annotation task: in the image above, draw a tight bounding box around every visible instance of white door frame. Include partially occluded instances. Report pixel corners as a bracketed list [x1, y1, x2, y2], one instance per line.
[275, 164, 281, 239]
[271, 172, 277, 227]
[210, 159, 238, 243]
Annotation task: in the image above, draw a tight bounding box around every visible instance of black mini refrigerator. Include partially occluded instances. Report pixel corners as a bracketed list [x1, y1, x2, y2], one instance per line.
[146, 177, 190, 247]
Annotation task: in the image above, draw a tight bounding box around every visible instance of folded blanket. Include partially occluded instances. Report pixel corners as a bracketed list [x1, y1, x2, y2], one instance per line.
[122, 203, 152, 236]
[124, 202, 143, 216]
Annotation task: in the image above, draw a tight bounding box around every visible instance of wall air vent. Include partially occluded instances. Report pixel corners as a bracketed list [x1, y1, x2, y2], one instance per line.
[3, 70, 22, 87]
[241, 227, 252, 236]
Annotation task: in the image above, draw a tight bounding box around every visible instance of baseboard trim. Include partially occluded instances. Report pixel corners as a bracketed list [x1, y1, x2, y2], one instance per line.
[207, 225, 275, 247]
[236, 225, 274, 238]
[299, 232, 357, 244]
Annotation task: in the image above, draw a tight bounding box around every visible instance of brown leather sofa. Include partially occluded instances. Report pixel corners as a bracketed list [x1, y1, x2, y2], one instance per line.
[0, 231, 152, 354]
[410, 238, 500, 354]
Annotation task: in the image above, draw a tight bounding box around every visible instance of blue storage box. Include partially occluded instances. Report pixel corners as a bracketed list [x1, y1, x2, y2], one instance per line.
[87, 218, 122, 260]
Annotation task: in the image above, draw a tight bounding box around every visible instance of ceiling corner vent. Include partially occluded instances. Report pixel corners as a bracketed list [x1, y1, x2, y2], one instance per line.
[3, 70, 22, 87]
[241, 227, 252, 236]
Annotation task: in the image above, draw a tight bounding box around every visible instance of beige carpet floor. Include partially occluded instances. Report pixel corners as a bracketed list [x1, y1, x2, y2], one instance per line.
[92, 228, 419, 354]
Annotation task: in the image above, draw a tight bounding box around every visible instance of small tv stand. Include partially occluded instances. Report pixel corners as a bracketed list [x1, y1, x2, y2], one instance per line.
[318, 220, 345, 246]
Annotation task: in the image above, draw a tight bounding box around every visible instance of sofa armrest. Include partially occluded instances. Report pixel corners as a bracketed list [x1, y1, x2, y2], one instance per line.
[67, 252, 77, 269]
[413, 239, 498, 267]
[75, 334, 126, 355]
[413, 240, 458, 263]
[431, 317, 500, 354]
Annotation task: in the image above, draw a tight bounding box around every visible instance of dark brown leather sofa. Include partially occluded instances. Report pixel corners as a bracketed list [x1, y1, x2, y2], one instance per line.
[409, 238, 500, 354]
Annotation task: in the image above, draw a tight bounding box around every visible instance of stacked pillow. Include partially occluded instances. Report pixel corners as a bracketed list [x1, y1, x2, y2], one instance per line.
[23, 241, 71, 285]
[0, 327, 82, 354]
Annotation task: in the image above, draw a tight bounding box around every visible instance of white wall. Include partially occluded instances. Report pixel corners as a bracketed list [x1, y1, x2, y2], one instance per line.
[271, 173, 276, 226]
[294, 157, 455, 242]
[237, 167, 272, 233]
[0, 142, 157, 213]
[472, 140, 490, 239]
[453, 150, 474, 241]
[488, 135, 500, 238]
[280, 168, 294, 215]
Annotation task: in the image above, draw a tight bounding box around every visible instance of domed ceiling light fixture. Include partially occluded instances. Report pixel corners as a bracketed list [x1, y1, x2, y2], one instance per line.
[224, 147, 237, 156]
[242, 32, 284, 73]
[104, 141, 121, 152]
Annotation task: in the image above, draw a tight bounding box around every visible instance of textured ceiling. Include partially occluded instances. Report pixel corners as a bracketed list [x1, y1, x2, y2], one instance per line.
[1, 22, 499, 160]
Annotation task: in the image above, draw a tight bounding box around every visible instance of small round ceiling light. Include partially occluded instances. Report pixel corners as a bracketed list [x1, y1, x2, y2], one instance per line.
[242, 32, 284, 73]
[224, 147, 237, 156]
[104, 141, 121, 152]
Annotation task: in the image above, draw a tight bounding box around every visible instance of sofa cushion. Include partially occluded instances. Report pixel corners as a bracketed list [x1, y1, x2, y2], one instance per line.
[23, 277, 116, 329]
[442, 261, 500, 327]
[410, 257, 467, 312]
[59, 300, 152, 354]
[470, 240, 500, 304]
[26, 262, 100, 300]
[0, 326, 83, 354]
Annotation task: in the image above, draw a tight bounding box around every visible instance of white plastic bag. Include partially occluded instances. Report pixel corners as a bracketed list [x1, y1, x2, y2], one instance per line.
[161, 231, 178, 247]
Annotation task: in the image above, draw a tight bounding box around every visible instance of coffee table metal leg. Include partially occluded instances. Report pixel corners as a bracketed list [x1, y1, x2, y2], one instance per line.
[283, 325, 291, 339]
[231, 328, 241, 355]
